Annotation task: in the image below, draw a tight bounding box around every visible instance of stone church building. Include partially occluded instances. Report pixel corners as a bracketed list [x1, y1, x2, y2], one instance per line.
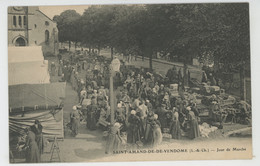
[8, 6, 59, 56]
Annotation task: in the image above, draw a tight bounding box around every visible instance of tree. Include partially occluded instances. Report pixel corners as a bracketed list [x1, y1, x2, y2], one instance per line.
[53, 10, 81, 51]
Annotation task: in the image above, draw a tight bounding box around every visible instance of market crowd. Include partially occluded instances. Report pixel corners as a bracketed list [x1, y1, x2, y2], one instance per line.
[53, 50, 251, 154]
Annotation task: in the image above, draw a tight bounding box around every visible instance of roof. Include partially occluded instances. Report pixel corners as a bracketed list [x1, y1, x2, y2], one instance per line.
[8, 46, 44, 63]
[8, 46, 50, 86]
[9, 82, 66, 111]
[9, 60, 50, 85]
[37, 9, 54, 22]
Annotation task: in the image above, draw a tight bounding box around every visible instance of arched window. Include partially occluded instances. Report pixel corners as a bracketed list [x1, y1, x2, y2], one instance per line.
[18, 16, 22, 26]
[15, 37, 26, 46]
[13, 16, 16, 26]
[23, 16, 26, 26]
[45, 30, 49, 43]
[45, 21, 49, 26]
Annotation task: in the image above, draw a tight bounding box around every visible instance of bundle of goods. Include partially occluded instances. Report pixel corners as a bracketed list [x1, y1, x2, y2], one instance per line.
[199, 122, 218, 138]
[201, 84, 220, 95]
[162, 133, 172, 139]
[219, 95, 236, 106]
[169, 84, 179, 96]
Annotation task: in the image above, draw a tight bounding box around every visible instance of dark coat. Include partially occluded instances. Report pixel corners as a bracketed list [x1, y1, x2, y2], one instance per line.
[25, 131, 40, 163]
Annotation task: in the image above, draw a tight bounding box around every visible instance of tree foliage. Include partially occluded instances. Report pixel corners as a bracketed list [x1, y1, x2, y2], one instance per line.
[53, 10, 81, 45]
[54, 3, 250, 69]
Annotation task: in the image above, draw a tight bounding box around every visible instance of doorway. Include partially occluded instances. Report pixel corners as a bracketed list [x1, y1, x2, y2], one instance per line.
[15, 37, 26, 46]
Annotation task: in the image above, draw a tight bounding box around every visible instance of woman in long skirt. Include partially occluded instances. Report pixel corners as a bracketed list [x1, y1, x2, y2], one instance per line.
[24, 128, 40, 163]
[169, 107, 181, 139]
[152, 114, 162, 147]
[105, 123, 122, 154]
[70, 106, 82, 137]
[144, 111, 155, 146]
[87, 100, 98, 130]
[58, 61, 63, 76]
[187, 107, 200, 139]
[127, 110, 142, 146]
[30, 120, 44, 154]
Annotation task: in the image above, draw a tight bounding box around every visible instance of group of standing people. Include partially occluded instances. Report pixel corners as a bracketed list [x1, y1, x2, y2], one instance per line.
[58, 50, 201, 154]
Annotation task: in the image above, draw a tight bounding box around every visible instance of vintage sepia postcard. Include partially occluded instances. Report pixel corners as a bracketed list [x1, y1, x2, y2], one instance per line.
[8, 3, 252, 163]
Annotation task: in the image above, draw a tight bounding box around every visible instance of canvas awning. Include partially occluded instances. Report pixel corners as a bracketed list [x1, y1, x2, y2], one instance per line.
[9, 83, 66, 138]
[8, 46, 50, 85]
[9, 61, 50, 85]
[9, 83, 66, 111]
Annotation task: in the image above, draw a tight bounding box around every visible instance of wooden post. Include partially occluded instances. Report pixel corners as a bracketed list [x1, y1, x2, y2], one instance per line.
[109, 69, 115, 124]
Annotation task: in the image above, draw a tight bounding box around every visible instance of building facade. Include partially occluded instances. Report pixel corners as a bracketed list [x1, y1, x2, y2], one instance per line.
[8, 6, 59, 56]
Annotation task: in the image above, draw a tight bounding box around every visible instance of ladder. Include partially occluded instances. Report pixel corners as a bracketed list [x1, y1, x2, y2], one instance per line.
[50, 136, 61, 162]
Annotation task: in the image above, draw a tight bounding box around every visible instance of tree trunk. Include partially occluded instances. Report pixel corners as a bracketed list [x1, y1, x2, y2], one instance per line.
[149, 51, 153, 71]
[75, 41, 77, 51]
[240, 62, 246, 100]
[183, 58, 188, 87]
[69, 41, 71, 51]
[98, 46, 100, 56]
[145, 46, 153, 71]
[111, 47, 114, 60]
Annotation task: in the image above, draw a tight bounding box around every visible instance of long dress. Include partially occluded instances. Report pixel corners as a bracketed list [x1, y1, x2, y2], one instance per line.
[152, 120, 162, 147]
[105, 125, 121, 154]
[30, 124, 44, 154]
[70, 110, 81, 136]
[87, 104, 98, 130]
[58, 64, 63, 76]
[144, 113, 155, 145]
[187, 111, 200, 139]
[169, 112, 181, 139]
[157, 107, 167, 131]
[127, 115, 142, 144]
[25, 131, 40, 163]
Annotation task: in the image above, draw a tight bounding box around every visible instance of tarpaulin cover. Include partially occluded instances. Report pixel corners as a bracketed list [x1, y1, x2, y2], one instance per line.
[9, 83, 66, 139]
[9, 82, 66, 110]
[9, 61, 50, 85]
[8, 46, 44, 63]
[9, 109, 64, 139]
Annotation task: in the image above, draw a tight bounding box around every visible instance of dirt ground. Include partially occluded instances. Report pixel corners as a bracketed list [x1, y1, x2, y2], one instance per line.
[15, 52, 251, 163]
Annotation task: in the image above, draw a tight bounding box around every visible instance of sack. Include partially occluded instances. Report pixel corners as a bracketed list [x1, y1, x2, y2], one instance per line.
[163, 133, 172, 139]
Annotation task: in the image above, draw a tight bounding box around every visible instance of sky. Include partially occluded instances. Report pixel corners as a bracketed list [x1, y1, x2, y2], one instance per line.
[39, 5, 90, 20]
